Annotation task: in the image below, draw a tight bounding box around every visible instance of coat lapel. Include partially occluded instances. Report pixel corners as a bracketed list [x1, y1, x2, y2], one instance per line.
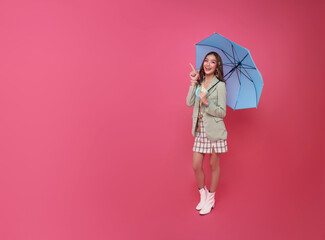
[206, 75, 220, 92]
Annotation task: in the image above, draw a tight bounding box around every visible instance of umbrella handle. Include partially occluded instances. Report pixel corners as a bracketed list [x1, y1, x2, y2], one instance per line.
[195, 87, 208, 98]
[195, 87, 200, 98]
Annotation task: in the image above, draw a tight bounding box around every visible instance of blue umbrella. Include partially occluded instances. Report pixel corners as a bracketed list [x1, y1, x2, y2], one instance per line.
[195, 33, 263, 110]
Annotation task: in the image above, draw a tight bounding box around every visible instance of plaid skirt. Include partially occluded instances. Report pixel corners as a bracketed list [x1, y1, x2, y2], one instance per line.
[193, 117, 228, 154]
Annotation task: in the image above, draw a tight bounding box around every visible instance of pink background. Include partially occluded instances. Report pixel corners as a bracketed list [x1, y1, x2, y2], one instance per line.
[0, 0, 324, 239]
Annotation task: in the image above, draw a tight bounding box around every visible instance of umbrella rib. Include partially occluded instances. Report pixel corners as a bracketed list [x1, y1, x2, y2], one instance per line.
[241, 63, 256, 69]
[224, 68, 235, 79]
[238, 54, 259, 106]
[237, 67, 254, 82]
[237, 66, 258, 107]
[224, 46, 242, 80]
[231, 45, 239, 73]
[236, 54, 257, 77]
[218, 49, 237, 80]
[233, 68, 242, 109]
[238, 56, 258, 83]
[241, 53, 249, 62]
[222, 49, 236, 65]
[231, 44, 238, 63]
[224, 67, 237, 81]
[226, 52, 249, 76]
[240, 66, 256, 70]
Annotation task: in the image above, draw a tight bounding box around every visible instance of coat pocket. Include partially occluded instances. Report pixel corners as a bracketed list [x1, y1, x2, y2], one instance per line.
[214, 117, 226, 132]
[214, 117, 223, 122]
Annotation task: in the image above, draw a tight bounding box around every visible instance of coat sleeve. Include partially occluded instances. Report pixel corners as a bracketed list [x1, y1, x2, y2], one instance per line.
[186, 85, 197, 107]
[205, 82, 226, 118]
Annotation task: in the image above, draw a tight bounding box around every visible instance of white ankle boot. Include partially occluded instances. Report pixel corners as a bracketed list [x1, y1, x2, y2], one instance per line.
[199, 190, 215, 215]
[196, 186, 207, 210]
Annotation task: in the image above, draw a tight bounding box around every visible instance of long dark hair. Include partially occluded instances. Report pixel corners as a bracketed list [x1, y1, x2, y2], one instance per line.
[198, 51, 225, 85]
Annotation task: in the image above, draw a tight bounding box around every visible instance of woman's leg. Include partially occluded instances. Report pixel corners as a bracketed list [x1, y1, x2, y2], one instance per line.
[209, 149, 221, 192]
[192, 152, 205, 188]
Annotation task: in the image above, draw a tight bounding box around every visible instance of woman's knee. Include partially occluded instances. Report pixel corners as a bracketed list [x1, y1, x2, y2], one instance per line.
[192, 162, 203, 172]
[192, 153, 204, 171]
[210, 160, 220, 170]
[210, 153, 220, 169]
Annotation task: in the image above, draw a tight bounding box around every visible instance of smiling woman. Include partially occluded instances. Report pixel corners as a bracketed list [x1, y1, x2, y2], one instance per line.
[186, 51, 228, 215]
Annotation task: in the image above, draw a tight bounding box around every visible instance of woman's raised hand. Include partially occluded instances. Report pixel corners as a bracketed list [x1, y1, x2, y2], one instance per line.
[189, 63, 199, 85]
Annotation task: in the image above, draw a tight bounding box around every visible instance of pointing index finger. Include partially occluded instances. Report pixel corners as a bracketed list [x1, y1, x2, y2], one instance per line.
[189, 63, 196, 71]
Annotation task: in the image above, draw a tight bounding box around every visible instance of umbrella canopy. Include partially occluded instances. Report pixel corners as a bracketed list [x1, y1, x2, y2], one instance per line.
[195, 33, 263, 110]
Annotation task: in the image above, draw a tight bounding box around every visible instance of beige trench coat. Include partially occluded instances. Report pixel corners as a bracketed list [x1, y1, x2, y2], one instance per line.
[186, 75, 227, 141]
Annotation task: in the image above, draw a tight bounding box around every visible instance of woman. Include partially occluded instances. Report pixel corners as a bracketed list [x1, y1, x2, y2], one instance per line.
[186, 51, 228, 215]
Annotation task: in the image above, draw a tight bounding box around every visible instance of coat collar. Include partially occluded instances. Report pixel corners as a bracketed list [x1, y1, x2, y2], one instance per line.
[206, 75, 220, 92]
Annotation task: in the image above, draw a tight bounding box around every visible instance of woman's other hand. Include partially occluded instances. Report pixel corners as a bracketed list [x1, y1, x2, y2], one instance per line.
[189, 63, 199, 86]
[199, 91, 209, 105]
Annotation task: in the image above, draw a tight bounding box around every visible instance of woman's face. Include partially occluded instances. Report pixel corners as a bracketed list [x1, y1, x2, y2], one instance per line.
[203, 54, 217, 76]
